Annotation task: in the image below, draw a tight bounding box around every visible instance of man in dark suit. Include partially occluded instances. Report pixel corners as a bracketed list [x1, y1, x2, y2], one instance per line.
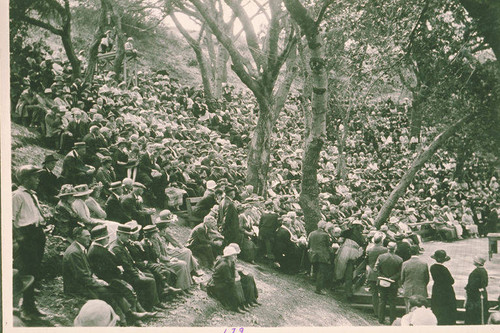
[61, 142, 95, 185]
[366, 232, 388, 315]
[82, 125, 107, 167]
[87, 225, 155, 325]
[36, 154, 60, 204]
[189, 183, 219, 225]
[108, 224, 161, 312]
[218, 186, 241, 246]
[105, 181, 129, 223]
[62, 227, 111, 299]
[375, 242, 403, 325]
[186, 215, 223, 268]
[401, 246, 429, 313]
[258, 200, 280, 260]
[95, 156, 116, 197]
[307, 221, 332, 294]
[121, 182, 153, 227]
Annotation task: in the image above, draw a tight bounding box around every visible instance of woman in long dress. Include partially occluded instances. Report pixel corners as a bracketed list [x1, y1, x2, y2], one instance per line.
[429, 250, 457, 325]
[465, 256, 488, 325]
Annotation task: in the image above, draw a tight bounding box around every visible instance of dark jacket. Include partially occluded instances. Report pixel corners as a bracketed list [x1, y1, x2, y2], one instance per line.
[258, 213, 280, 239]
[465, 266, 488, 325]
[430, 263, 457, 325]
[375, 252, 403, 283]
[186, 223, 212, 248]
[105, 193, 129, 223]
[61, 150, 90, 185]
[191, 193, 216, 219]
[218, 197, 241, 244]
[207, 257, 240, 310]
[88, 242, 122, 282]
[37, 168, 59, 203]
[307, 228, 331, 264]
[108, 239, 141, 282]
[366, 244, 388, 282]
[62, 241, 100, 295]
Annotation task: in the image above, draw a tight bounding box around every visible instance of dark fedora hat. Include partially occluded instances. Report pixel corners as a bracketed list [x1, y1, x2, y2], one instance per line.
[431, 249, 450, 263]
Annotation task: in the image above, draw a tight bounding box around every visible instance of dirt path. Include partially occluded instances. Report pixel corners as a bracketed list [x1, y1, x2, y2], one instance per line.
[145, 259, 377, 327]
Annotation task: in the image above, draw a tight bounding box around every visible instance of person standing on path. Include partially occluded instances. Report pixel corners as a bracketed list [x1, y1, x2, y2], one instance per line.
[465, 256, 489, 325]
[400, 246, 429, 313]
[365, 232, 388, 315]
[307, 220, 332, 295]
[430, 249, 457, 325]
[375, 242, 403, 325]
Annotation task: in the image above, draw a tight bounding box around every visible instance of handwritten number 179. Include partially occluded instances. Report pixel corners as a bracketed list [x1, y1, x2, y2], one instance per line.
[224, 328, 244, 333]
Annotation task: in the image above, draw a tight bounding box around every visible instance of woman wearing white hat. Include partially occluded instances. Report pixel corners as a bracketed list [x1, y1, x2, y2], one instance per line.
[206, 246, 247, 313]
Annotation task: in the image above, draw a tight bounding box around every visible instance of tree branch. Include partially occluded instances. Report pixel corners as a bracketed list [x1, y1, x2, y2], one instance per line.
[20, 15, 63, 35]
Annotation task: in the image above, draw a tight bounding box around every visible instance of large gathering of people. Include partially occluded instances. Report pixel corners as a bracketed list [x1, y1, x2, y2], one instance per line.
[10, 40, 500, 327]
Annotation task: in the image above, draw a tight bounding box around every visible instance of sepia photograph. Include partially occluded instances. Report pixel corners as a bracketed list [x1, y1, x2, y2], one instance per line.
[2, 0, 500, 330]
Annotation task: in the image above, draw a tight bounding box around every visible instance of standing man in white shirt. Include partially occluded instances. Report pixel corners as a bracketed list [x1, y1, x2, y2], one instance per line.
[12, 165, 46, 319]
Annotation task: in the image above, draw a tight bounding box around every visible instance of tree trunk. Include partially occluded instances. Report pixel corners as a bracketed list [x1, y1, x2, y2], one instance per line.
[246, 98, 273, 196]
[84, 0, 107, 84]
[284, 0, 329, 235]
[105, 0, 125, 81]
[374, 114, 474, 228]
[171, 14, 214, 103]
[61, 6, 81, 80]
[409, 90, 424, 149]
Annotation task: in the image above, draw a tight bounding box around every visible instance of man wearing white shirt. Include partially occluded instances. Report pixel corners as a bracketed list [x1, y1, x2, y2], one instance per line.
[12, 165, 46, 319]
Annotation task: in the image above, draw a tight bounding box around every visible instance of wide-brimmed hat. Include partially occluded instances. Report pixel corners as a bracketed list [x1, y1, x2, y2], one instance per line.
[90, 225, 109, 241]
[13, 269, 34, 297]
[56, 184, 75, 198]
[473, 256, 486, 266]
[43, 154, 58, 165]
[431, 250, 450, 263]
[223, 246, 238, 257]
[125, 220, 141, 234]
[143, 225, 159, 235]
[73, 184, 93, 197]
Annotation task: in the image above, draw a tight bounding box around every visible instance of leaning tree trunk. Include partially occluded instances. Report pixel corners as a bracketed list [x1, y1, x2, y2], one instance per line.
[246, 98, 273, 196]
[84, 0, 107, 84]
[284, 0, 329, 235]
[374, 113, 474, 228]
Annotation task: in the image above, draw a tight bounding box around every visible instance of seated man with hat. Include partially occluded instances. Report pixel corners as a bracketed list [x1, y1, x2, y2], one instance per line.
[156, 210, 203, 277]
[108, 224, 162, 312]
[88, 225, 156, 325]
[37, 154, 60, 204]
[189, 182, 219, 226]
[105, 181, 129, 223]
[95, 155, 116, 198]
[71, 184, 99, 227]
[186, 215, 223, 268]
[144, 218, 194, 292]
[121, 182, 154, 227]
[61, 142, 95, 185]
